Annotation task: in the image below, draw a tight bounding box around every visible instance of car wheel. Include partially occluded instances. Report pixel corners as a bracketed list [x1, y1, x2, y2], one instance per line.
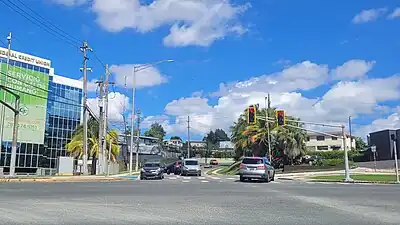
[240, 175, 245, 182]
[265, 173, 270, 183]
[271, 172, 275, 181]
[167, 170, 171, 175]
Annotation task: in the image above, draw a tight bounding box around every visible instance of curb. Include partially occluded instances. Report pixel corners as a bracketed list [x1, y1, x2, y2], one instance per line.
[307, 179, 400, 185]
[277, 177, 295, 181]
[0, 177, 132, 183]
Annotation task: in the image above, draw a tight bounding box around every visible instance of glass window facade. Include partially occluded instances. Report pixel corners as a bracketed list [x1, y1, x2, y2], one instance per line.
[0, 56, 82, 172]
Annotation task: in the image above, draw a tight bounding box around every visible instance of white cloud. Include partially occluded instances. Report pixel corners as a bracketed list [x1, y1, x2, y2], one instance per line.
[87, 92, 129, 121]
[352, 8, 388, 24]
[110, 64, 168, 89]
[331, 59, 376, 80]
[212, 61, 329, 96]
[51, 0, 87, 6]
[355, 107, 400, 138]
[388, 8, 400, 19]
[146, 60, 400, 139]
[52, 0, 250, 47]
[79, 77, 98, 92]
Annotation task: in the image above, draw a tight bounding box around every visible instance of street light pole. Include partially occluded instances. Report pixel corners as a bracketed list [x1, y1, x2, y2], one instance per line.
[0, 32, 12, 156]
[128, 66, 136, 175]
[265, 94, 272, 162]
[128, 59, 174, 175]
[342, 125, 353, 182]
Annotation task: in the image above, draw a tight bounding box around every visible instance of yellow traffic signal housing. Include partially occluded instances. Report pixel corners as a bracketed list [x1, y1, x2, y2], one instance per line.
[276, 110, 285, 126]
[248, 105, 257, 124]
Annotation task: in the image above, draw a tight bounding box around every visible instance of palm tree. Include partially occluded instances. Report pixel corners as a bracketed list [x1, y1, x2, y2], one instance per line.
[230, 107, 307, 163]
[65, 118, 121, 175]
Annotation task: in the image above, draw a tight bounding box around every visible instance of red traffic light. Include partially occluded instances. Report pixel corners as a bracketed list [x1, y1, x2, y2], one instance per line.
[276, 110, 285, 126]
[248, 105, 256, 124]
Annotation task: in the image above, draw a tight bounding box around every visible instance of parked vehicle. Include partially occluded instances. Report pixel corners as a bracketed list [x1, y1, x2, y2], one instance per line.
[210, 159, 218, 165]
[238, 157, 275, 182]
[140, 162, 164, 180]
[181, 158, 201, 176]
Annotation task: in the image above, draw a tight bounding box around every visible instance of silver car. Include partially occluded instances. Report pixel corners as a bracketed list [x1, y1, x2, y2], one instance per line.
[181, 159, 201, 176]
[238, 157, 275, 182]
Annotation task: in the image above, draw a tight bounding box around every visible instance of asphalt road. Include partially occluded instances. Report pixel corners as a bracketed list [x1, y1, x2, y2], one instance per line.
[1, 174, 400, 225]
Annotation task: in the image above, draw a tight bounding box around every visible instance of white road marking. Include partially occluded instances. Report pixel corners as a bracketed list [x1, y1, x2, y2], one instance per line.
[211, 177, 220, 180]
[182, 180, 190, 183]
[226, 177, 236, 180]
[168, 177, 177, 180]
[183, 177, 191, 180]
[201, 180, 209, 183]
[198, 177, 206, 180]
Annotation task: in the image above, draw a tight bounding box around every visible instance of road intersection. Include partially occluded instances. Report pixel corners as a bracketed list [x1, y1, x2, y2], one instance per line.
[1, 173, 400, 225]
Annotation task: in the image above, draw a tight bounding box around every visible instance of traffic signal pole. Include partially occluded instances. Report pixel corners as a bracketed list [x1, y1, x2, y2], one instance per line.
[256, 115, 353, 182]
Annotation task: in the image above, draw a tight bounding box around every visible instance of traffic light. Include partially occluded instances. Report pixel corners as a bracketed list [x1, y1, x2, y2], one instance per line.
[248, 105, 257, 124]
[276, 110, 285, 126]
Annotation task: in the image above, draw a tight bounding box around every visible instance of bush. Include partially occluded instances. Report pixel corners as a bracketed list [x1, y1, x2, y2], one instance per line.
[322, 158, 344, 166]
[306, 150, 362, 161]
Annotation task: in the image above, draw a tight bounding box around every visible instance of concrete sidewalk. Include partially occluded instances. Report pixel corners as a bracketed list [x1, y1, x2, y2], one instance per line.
[0, 175, 134, 183]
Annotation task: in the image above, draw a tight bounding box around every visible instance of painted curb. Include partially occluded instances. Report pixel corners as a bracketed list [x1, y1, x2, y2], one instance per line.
[0, 177, 131, 183]
[307, 179, 400, 184]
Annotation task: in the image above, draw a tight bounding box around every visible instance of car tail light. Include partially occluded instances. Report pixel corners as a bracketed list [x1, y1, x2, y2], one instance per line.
[257, 165, 266, 169]
[239, 164, 246, 169]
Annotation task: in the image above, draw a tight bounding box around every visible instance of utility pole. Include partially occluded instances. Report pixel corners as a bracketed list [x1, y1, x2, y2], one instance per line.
[391, 134, 399, 183]
[187, 116, 190, 158]
[80, 41, 92, 176]
[265, 94, 272, 162]
[349, 116, 353, 150]
[96, 75, 104, 175]
[122, 75, 129, 170]
[135, 110, 141, 171]
[0, 32, 12, 156]
[103, 64, 110, 175]
[129, 67, 137, 175]
[107, 138, 112, 177]
[0, 86, 20, 177]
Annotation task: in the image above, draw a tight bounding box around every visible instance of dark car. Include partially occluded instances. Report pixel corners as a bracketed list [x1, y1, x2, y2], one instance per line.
[140, 162, 164, 180]
[165, 160, 182, 175]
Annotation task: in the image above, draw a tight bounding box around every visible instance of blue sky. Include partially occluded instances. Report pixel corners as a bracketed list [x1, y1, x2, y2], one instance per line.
[1, 0, 399, 140]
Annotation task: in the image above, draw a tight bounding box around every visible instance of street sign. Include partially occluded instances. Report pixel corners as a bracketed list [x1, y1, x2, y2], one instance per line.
[371, 145, 376, 153]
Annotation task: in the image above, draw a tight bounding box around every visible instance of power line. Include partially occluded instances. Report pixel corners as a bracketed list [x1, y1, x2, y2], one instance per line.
[14, 0, 82, 44]
[0, 71, 83, 105]
[0, 0, 80, 49]
[0, 80, 83, 108]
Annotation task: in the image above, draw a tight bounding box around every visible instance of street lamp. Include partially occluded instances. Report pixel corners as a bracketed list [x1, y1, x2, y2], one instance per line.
[129, 59, 174, 175]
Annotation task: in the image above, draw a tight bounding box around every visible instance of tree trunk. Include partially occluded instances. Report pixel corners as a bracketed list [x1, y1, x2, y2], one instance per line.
[91, 154, 97, 175]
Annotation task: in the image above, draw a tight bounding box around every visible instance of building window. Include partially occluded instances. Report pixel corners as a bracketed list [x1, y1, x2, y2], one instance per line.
[317, 146, 329, 151]
[332, 137, 338, 140]
[306, 137, 310, 141]
[316, 136, 325, 141]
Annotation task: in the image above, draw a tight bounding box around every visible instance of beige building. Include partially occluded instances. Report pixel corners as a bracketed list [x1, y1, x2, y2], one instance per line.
[306, 131, 356, 151]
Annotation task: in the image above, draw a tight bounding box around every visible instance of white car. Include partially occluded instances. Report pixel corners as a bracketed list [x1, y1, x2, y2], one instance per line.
[181, 159, 201, 176]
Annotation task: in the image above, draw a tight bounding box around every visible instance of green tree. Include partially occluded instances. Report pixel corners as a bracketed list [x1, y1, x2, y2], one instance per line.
[170, 136, 182, 140]
[143, 123, 166, 141]
[230, 107, 307, 163]
[355, 137, 367, 151]
[65, 117, 121, 175]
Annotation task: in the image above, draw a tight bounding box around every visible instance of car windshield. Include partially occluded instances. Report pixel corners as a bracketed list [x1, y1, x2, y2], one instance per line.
[144, 163, 160, 168]
[185, 160, 198, 165]
[242, 158, 263, 164]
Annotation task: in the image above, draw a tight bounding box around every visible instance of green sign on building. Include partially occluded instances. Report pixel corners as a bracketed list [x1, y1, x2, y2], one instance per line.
[0, 63, 49, 144]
